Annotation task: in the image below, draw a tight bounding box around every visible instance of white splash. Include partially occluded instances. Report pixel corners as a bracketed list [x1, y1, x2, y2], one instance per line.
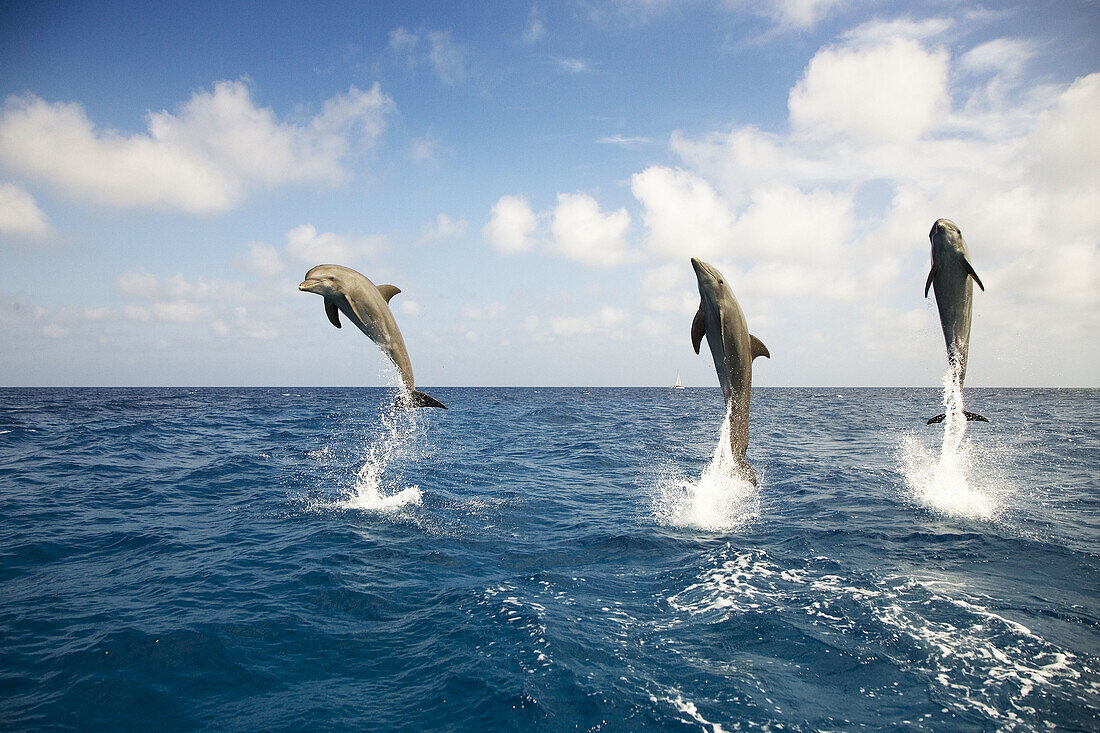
[899, 364, 996, 519]
[654, 404, 759, 532]
[340, 385, 423, 511]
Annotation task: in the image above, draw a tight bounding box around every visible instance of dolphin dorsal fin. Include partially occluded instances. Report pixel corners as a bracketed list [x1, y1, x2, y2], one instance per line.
[962, 259, 984, 292]
[750, 334, 770, 360]
[377, 284, 401, 302]
[325, 300, 341, 328]
[691, 309, 707, 354]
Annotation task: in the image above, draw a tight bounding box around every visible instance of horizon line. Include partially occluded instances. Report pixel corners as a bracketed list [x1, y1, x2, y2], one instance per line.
[1, 385, 1096, 390]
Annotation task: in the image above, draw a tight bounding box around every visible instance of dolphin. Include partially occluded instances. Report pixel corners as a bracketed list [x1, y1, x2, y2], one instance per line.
[924, 218, 986, 424]
[299, 264, 446, 409]
[690, 257, 770, 484]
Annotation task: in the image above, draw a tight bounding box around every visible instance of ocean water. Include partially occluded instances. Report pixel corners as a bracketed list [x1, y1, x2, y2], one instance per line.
[1, 386, 1097, 731]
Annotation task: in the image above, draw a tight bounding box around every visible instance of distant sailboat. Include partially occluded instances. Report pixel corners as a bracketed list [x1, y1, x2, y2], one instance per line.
[672, 372, 684, 389]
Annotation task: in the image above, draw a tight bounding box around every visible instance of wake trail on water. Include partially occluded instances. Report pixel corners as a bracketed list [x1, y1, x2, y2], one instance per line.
[653, 403, 759, 532]
[898, 365, 1003, 520]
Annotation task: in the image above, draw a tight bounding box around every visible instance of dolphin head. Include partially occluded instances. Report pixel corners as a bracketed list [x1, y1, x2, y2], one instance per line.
[930, 218, 962, 245]
[299, 264, 345, 296]
[691, 257, 727, 302]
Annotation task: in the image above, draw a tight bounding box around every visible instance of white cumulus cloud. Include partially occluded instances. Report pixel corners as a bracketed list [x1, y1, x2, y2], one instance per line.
[484, 195, 538, 254]
[283, 224, 385, 265]
[788, 37, 950, 144]
[485, 192, 636, 266]
[632, 166, 735, 259]
[549, 192, 633, 266]
[0, 81, 394, 213]
[0, 182, 50, 240]
[1029, 73, 1100, 191]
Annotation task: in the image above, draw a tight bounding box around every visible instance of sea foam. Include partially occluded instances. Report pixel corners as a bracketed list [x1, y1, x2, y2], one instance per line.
[654, 403, 759, 531]
[898, 365, 999, 520]
[341, 385, 424, 511]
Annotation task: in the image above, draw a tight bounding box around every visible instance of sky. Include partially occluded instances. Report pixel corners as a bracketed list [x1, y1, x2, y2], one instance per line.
[1, 0, 1097, 387]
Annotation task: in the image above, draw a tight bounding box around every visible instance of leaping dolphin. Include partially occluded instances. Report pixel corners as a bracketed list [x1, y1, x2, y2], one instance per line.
[690, 257, 770, 484]
[925, 218, 986, 424]
[299, 264, 446, 409]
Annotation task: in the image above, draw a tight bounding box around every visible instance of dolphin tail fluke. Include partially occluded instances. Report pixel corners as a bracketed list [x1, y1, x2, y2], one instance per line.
[926, 410, 988, 424]
[404, 389, 448, 409]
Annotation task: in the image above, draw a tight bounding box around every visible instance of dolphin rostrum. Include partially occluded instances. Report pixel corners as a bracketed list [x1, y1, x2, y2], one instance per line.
[690, 257, 769, 484]
[299, 264, 446, 409]
[925, 218, 986, 424]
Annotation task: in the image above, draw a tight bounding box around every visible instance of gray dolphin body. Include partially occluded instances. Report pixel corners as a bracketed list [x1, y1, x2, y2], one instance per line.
[925, 218, 985, 423]
[690, 258, 770, 484]
[299, 264, 446, 409]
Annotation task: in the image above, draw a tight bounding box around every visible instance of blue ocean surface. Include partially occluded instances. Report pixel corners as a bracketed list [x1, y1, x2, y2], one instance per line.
[1, 387, 1097, 731]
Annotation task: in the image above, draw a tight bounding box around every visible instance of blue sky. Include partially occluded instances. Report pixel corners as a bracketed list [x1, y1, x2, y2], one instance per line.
[1, 0, 1097, 386]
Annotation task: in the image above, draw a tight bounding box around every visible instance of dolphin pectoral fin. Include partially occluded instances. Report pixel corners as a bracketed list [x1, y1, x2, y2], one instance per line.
[924, 266, 936, 298]
[377, 284, 401, 302]
[750, 334, 770, 360]
[963, 259, 985, 291]
[927, 411, 989, 424]
[342, 296, 375, 336]
[691, 309, 706, 354]
[325, 301, 342, 328]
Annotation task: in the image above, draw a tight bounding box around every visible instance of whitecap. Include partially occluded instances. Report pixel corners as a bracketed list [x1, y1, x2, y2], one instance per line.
[653, 691, 728, 733]
[668, 547, 1087, 727]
